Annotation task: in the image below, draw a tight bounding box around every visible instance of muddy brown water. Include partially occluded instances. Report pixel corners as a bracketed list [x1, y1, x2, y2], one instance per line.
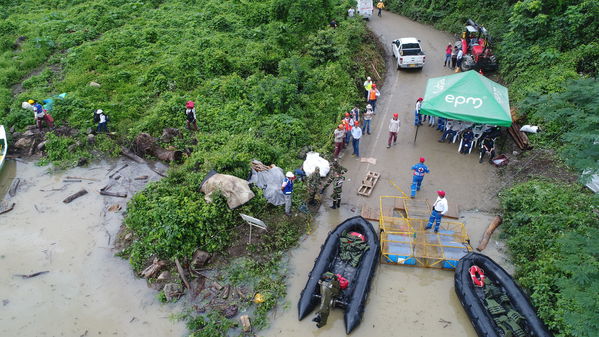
[261, 12, 512, 337]
[0, 160, 186, 337]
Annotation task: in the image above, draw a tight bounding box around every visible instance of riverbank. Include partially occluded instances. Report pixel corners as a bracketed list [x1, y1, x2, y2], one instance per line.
[0, 159, 186, 336]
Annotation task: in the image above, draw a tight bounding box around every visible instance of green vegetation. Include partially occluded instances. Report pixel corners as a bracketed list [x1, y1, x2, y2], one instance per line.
[500, 180, 599, 337]
[385, 0, 598, 177]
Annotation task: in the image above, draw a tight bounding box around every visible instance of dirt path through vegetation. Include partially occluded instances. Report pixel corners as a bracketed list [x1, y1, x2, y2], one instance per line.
[0, 160, 186, 337]
[263, 12, 510, 336]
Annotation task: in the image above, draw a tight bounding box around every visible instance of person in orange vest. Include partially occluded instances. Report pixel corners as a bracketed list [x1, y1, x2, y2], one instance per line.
[376, 0, 385, 17]
[367, 84, 380, 113]
[342, 113, 354, 146]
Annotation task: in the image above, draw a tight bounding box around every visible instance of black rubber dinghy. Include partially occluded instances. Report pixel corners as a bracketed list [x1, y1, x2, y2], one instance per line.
[298, 216, 380, 334]
[455, 252, 552, 337]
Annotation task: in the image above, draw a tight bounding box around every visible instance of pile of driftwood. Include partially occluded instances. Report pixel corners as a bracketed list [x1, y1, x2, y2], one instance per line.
[507, 122, 532, 150]
[133, 133, 182, 163]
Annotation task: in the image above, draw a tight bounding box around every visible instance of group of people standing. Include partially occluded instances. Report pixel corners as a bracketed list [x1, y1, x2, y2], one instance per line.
[443, 43, 464, 70]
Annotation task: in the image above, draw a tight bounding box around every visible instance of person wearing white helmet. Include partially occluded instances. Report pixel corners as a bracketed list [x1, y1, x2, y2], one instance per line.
[281, 171, 295, 215]
[363, 76, 373, 101]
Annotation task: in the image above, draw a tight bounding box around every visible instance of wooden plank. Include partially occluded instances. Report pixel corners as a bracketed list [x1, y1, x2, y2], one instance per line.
[63, 189, 88, 203]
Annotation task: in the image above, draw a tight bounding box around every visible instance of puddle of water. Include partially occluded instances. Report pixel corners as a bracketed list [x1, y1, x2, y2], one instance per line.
[263, 208, 510, 336]
[0, 160, 186, 337]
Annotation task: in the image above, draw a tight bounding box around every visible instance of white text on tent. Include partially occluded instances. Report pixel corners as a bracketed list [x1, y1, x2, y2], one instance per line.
[445, 94, 483, 109]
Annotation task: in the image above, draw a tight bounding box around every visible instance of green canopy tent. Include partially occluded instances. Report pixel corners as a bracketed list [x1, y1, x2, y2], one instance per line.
[416, 71, 511, 142]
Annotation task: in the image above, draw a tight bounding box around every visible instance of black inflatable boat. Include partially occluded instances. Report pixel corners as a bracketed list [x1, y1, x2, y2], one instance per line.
[298, 216, 380, 334]
[455, 252, 552, 337]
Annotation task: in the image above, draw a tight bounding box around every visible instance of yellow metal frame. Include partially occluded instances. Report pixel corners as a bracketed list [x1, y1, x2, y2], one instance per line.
[378, 195, 472, 270]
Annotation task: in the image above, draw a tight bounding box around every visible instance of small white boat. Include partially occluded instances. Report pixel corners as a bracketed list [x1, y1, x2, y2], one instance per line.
[0, 125, 7, 171]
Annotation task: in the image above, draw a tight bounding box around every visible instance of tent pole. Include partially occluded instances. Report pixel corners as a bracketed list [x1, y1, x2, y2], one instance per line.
[413, 124, 420, 144]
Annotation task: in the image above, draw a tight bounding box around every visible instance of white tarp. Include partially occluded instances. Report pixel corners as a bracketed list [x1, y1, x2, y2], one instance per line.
[200, 173, 255, 209]
[249, 161, 286, 206]
[302, 152, 330, 177]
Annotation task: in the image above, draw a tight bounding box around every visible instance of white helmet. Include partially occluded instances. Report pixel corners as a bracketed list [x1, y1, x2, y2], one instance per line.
[286, 171, 294, 178]
[367, 76, 371, 80]
[96, 109, 103, 114]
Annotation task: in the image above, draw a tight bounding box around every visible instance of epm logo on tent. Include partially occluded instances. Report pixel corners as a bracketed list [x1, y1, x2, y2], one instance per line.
[444, 94, 483, 109]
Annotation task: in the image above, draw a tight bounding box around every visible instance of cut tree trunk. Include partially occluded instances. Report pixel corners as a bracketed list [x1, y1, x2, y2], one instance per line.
[477, 215, 503, 251]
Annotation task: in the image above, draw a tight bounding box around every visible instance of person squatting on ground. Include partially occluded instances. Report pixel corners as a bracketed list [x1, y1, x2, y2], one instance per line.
[363, 77, 372, 101]
[281, 171, 295, 215]
[414, 97, 423, 126]
[333, 124, 345, 158]
[312, 272, 341, 328]
[367, 84, 380, 113]
[479, 137, 496, 163]
[444, 43, 452, 67]
[95, 109, 109, 133]
[185, 101, 198, 131]
[351, 121, 362, 157]
[307, 167, 321, 205]
[387, 113, 400, 148]
[363, 104, 374, 135]
[410, 157, 429, 198]
[321, 168, 345, 209]
[376, 0, 385, 17]
[426, 190, 448, 233]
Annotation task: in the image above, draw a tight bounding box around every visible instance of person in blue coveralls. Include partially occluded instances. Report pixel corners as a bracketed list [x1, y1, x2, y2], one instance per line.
[410, 157, 430, 198]
[281, 171, 295, 216]
[426, 190, 448, 233]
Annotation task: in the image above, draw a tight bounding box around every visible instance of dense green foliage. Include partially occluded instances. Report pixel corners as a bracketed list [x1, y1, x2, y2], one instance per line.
[385, 0, 598, 175]
[500, 180, 599, 336]
[519, 78, 599, 178]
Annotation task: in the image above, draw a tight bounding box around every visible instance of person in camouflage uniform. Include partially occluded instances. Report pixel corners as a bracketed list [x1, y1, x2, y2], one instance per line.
[321, 169, 345, 209]
[331, 158, 347, 175]
[307, 167, 321, 205]
[312, 272, 341, 328]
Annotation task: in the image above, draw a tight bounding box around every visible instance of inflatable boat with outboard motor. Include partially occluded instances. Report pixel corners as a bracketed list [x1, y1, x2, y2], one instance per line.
[298, 216, 379, 334]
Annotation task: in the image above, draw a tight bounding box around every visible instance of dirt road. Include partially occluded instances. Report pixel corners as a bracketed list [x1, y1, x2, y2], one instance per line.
[262, 12, 508, 337]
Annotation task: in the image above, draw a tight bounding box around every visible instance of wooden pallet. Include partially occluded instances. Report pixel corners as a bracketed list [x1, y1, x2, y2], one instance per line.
[357, 171, 381, 197]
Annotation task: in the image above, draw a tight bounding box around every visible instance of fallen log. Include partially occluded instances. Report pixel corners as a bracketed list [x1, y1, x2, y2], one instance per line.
[99, 190, 127, 198]
[14, 270, 49, 279]
[140, 257, 166, 278]
[477, 215, 503, 251]
[99, 182, 114, 192]
[66, 176, 98, 181]
[134, 133, 183, 163]
[175, 258, 191, 291]
[9, 178, 20, 197]
[0, 203, 16, 215]
[63, 189, 88, 203]
[134, 175, 149, 180]
[109, 164, 128, 179]
[63, 179, 82, 183]
[121, 147, 145, 163]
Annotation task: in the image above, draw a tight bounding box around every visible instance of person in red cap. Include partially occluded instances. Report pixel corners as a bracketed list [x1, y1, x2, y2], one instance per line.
[425, 190, 448, 233]
[367, 83, 380, 113]
[333, 124, 345, 158]
[387, 113, 401, 148]
[410, 157, 429, 198]
[185, 101, 198, 131]
[414, 97, 423, 126]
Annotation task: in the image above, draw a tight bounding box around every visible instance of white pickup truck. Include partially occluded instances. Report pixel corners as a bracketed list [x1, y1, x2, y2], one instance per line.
[391, 38, 426, 69]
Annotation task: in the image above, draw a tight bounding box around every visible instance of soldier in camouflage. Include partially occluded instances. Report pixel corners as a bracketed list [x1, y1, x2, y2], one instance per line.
[312, 272, 341, 328]
[321, 169, 345, 209]
[307, 167, 321, 205]
[331, 158, 347, 175]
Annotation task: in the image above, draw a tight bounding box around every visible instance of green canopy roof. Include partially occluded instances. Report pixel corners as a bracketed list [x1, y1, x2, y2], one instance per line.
[420, 71, 512, 127]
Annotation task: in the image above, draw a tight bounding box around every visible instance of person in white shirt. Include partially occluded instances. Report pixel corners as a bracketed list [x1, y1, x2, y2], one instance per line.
[456, 49, 464, 70]
[351, 121, 363, 157]
[363, 104, 374, 135]
[425, 190, 448, 233]
[347, 7, 355, 17]
[387, 113, 401, 148]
